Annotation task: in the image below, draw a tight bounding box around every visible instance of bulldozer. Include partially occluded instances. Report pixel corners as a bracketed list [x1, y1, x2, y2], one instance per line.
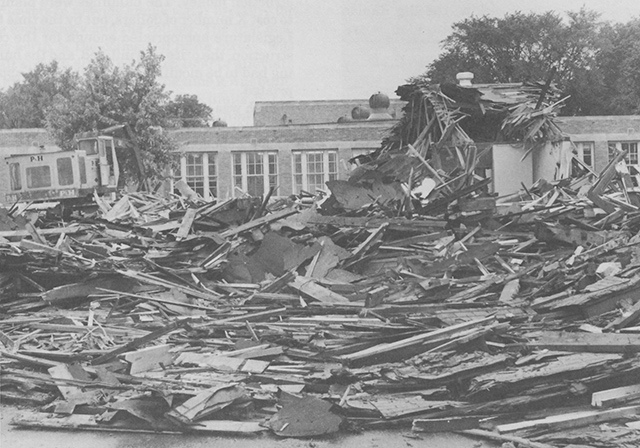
[4, 124, 145, 206]
[5, 134, 119, 205]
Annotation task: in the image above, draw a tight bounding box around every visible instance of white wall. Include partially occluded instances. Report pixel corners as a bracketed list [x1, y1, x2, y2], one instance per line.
[492, 144, 533, 196]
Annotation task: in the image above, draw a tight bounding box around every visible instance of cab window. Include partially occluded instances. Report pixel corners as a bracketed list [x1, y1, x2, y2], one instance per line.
[26, 166, 52, 188]
[57, 157, 74, 186]
[79, 157, 87, 184]
[9, 163, 21, 190]
[78, 139, 98, 155]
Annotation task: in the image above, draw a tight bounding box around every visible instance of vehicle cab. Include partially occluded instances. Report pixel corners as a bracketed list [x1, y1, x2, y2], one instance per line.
[5, 136, 119, 203]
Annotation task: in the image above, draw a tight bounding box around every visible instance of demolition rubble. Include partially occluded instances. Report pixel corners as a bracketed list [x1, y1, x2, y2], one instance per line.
[3, 82, 640, 447]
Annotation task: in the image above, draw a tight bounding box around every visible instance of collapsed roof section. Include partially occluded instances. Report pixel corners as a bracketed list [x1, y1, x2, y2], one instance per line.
[384, 79, 567, 152]
[339, 79, 568, 215]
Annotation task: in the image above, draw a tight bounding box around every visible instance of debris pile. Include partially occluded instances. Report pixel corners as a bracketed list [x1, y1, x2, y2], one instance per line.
[1, 158, 640, 448]
[3, 80, 640, 446]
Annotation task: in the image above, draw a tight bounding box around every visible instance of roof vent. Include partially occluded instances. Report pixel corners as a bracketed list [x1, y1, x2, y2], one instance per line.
[456, 72, 474, 87]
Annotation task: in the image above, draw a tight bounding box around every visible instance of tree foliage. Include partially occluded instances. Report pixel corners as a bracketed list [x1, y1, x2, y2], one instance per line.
[594, 19, 640, 114]
[0, 45, 214, 186]
[420, 9, 640, 116]
[44, 45, 178, 185]
[0, 61, 79, 128]
[166, 94, 212, 127]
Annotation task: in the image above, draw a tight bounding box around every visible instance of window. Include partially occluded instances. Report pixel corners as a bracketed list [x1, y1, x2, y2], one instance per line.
[78, 139, 98, 155]
[208, 155, 217, 199]
[9, 163, 21, 191]
[26, 166, 51, 188]
[79, 157, 87, 184]
[57, 157, 74, 186]
[186, 153, 205, 196]
[292, 150, 338, 194]
[177, 152, 217, 200]
[233, 151, 278, 197]
[609, 142, 639, 167]
[574, 142, 594, 168]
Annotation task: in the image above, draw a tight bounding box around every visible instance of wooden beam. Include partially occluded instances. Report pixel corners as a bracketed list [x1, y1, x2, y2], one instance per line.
[496, 405, 640, 433]
[175, 208, 197, 241]
[529, 332, 640, 353]
[592, 384, 640, 408]
[459, 429, 557, 448]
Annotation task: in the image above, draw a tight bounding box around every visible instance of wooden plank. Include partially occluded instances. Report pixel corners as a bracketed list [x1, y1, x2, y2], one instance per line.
[340, 316, 495, 366]
[174, 352, 269, 373]
[124, 344, 174, 375]
[220, 207, 298, 238]
[369, 396, 457, 419]
[175, 208, 197, 241]
[350, 223, 388, 259]
[592, 384, 640, 407]
[529, 332, 640, 353]
[460, 429, 557, 448]
[306, 214, 447, 230]
[0, 330, 15, 351]
[0, 349, 62, 368]
[288, 276, 353, 305]
[412, 416, 479, 432]
[11, 412, 265, 434]
[605, 299, 640, 330]
[496, 405, 640, 433]
[48, 364, 83, 399]
[19, 239, 92, 263]
[91, 320, 184, 366]
[118, 269, 222, 300]
[98, 288, 220, 311]
[0, 224, 83, 238]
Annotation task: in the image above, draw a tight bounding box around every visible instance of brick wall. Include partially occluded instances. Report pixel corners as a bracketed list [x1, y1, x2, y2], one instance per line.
[253, 99, 406, 126]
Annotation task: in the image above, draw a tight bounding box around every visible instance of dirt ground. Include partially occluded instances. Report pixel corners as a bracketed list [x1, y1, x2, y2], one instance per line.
[0, 404, 498, 448]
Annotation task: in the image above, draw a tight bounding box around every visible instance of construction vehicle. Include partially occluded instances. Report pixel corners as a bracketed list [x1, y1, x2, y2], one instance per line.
[5, 134, 120, 205]
[4, 124, 147, 206]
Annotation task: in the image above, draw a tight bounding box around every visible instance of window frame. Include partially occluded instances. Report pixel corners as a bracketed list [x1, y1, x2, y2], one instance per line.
[232, 151, 278, 197]
[609, 141, 640, 167]
[26, 165, 52, 189]
[177, 152, 218, 200]
[292, 149, 338, 194]
[574, 141, 594, 169]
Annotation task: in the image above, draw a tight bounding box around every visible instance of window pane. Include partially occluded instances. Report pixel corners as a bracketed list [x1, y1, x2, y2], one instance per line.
[233, 153, 242, 176]
[186, 153, 204, 196]
[208, 154, 217, 198]
[26, 166, 51, 188]
[57, 157, 74, 186]
[79, 157, 87, 184]
[9, 163, 21, 191]
[247, 175, 264, 196]
[233, 152, 277, 197]
[294, 174, 303, 193]
[630, 143, 638, 165]
[78, 140, 98, 155]
[576, 142, 594, 168]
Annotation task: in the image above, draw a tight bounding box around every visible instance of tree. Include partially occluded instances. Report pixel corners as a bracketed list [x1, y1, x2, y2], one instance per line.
[46, 45, 179, 186]
[0, 61, 79, 128]
[593, 19, 640, 114]
[420, 9, 607, 115]
[165, 94, 212, 127]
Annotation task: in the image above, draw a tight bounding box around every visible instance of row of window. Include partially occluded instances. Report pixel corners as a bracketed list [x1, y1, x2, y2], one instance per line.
[574, 141, 640, 169]
[177, 149, 371, 200]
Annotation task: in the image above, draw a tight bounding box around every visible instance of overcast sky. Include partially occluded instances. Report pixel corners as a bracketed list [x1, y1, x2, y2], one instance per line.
[1, 0, 639, 126]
